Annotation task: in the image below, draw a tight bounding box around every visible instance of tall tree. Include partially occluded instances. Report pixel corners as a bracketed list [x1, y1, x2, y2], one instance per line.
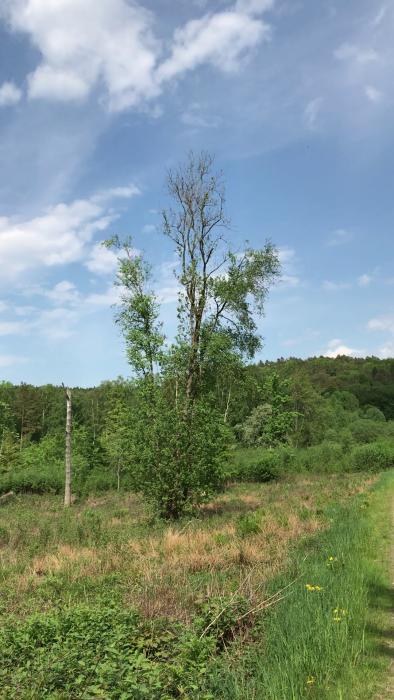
[162, 151, 280, 403]
[108, 152, 280, 518]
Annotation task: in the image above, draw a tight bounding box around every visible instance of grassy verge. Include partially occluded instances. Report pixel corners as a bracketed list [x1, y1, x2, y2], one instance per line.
[202, 470, 394, 699]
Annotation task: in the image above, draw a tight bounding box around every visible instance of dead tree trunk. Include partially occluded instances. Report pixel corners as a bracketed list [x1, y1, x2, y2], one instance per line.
[64, 387, 72, 507]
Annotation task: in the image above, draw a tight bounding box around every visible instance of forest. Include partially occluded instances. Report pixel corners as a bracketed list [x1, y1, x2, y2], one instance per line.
[1, 353, 394, 501]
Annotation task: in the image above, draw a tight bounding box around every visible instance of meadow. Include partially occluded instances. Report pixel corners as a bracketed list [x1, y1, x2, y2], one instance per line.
[0, 465, 392, 698]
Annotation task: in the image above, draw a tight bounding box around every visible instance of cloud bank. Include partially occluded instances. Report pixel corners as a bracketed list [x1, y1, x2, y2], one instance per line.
[1, 0, 273, 112]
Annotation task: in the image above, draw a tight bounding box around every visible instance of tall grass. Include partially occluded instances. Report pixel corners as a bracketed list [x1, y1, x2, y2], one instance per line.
[202, 470, 394, 699]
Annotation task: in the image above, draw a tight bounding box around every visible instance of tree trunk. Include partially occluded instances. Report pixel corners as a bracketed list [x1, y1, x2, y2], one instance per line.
[224, 386, 232, 423]
[64, 388, 72, 507]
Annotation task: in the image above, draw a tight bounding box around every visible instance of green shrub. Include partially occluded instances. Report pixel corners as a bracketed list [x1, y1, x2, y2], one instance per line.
[351, 441, 394, 472]
[295, 441, 344, 473]
[229, 446, 296, 482]
[363, 406, 386, 422]
[79, 469, 118, 495]
[236, 512, 261, 537]
[350, 419, 384, 444]
[0, 464, 63, 495]
[0, 604, 215, 699]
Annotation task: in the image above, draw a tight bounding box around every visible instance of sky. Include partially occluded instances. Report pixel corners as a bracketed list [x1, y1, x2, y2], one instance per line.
[0, 0, 393, 387]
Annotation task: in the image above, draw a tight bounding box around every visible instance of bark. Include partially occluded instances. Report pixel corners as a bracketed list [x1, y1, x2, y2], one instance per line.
[64, 388, 72, 507]
[224, 386, 232, 423]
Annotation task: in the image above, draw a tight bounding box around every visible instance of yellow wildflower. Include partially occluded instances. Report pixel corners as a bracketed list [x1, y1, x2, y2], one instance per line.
[306, 676, 316, 685]
[306, 584, 323, 592]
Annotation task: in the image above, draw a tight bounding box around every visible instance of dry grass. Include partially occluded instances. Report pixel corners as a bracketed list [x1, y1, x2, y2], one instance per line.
[0, 472, 376, 622]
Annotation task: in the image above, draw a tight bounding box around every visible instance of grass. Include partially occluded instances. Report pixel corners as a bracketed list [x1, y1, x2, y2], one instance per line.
[0, 470, 391, 698]
[202, 470, 394, 699]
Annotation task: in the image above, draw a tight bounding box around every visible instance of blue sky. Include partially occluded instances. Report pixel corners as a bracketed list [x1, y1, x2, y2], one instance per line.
[0, 0, 393, 386]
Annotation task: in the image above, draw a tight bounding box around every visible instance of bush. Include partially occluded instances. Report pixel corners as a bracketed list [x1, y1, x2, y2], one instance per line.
[0, 464, 63, 495]
[132, 392, 231, 518]
[229, 449, 280, 482]
[295, 442, 344, 473]
[364, 406, 386, 422]
[79, 469, 118, 496]
[351, 441, 394, 472]
[350, 419, 384, 444]
[0, 604, 215, 699]
[236, 512, 261, 537]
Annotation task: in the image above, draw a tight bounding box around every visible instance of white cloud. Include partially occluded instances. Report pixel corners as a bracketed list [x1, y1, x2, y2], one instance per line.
[142, 224, 156, 234]
[334, 44, 379, 65]
[2, 0, 160, 112]
[277, 247, 295, 265]
[34, 307, 78, 340]
[155, 259, 180, 304]
[358, 273, 372, 287]
[280, 275, 300, 288]
[0, 321, 25, 336]
[85, 285, 121, 308]
[0, 354, 27, 367]
[324, 338, 365, 358]
[365, 85, 383, 103]
[276, 247, 301, 288]
[235, 0, 274, 14]
[1, 0, 274, 112]
[45, 281, 81, 305]
[367, 314, 394, 358]
[181, 103, 221, 129]
[29, 66, 90, 101]
[327, 228, 354, 246]
[322, 281, 351, 292]
[0, 184, 139, 280]
[372, 6, 387, 28]
[157, 10, 269, 84]
[378, 341, 394, 359]
[367, 315, 394, 334]
[85, 244, 119, 276]
[92, 184, 141, 203]
[0, 81, 22, 106]
[304, 97, 323, 130]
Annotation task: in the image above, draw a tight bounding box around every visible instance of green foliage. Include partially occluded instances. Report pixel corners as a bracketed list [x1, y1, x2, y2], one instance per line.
[351, 441, 394, 472]
[104, 236, 165, 378]
[131, 389, 231, 518]
[0, 604, 215, 699]
[235, 512, 261, 537]
[229, 446, 295, 482]
[0, 463, 63, 495]
[0, 429, 21, 473]
[350, 419, 385, 444]
[295, 441, 345, 474]
[101, 398, 134, 490]
[363, 406, 386, 422]
[241, 372, 298, 447]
